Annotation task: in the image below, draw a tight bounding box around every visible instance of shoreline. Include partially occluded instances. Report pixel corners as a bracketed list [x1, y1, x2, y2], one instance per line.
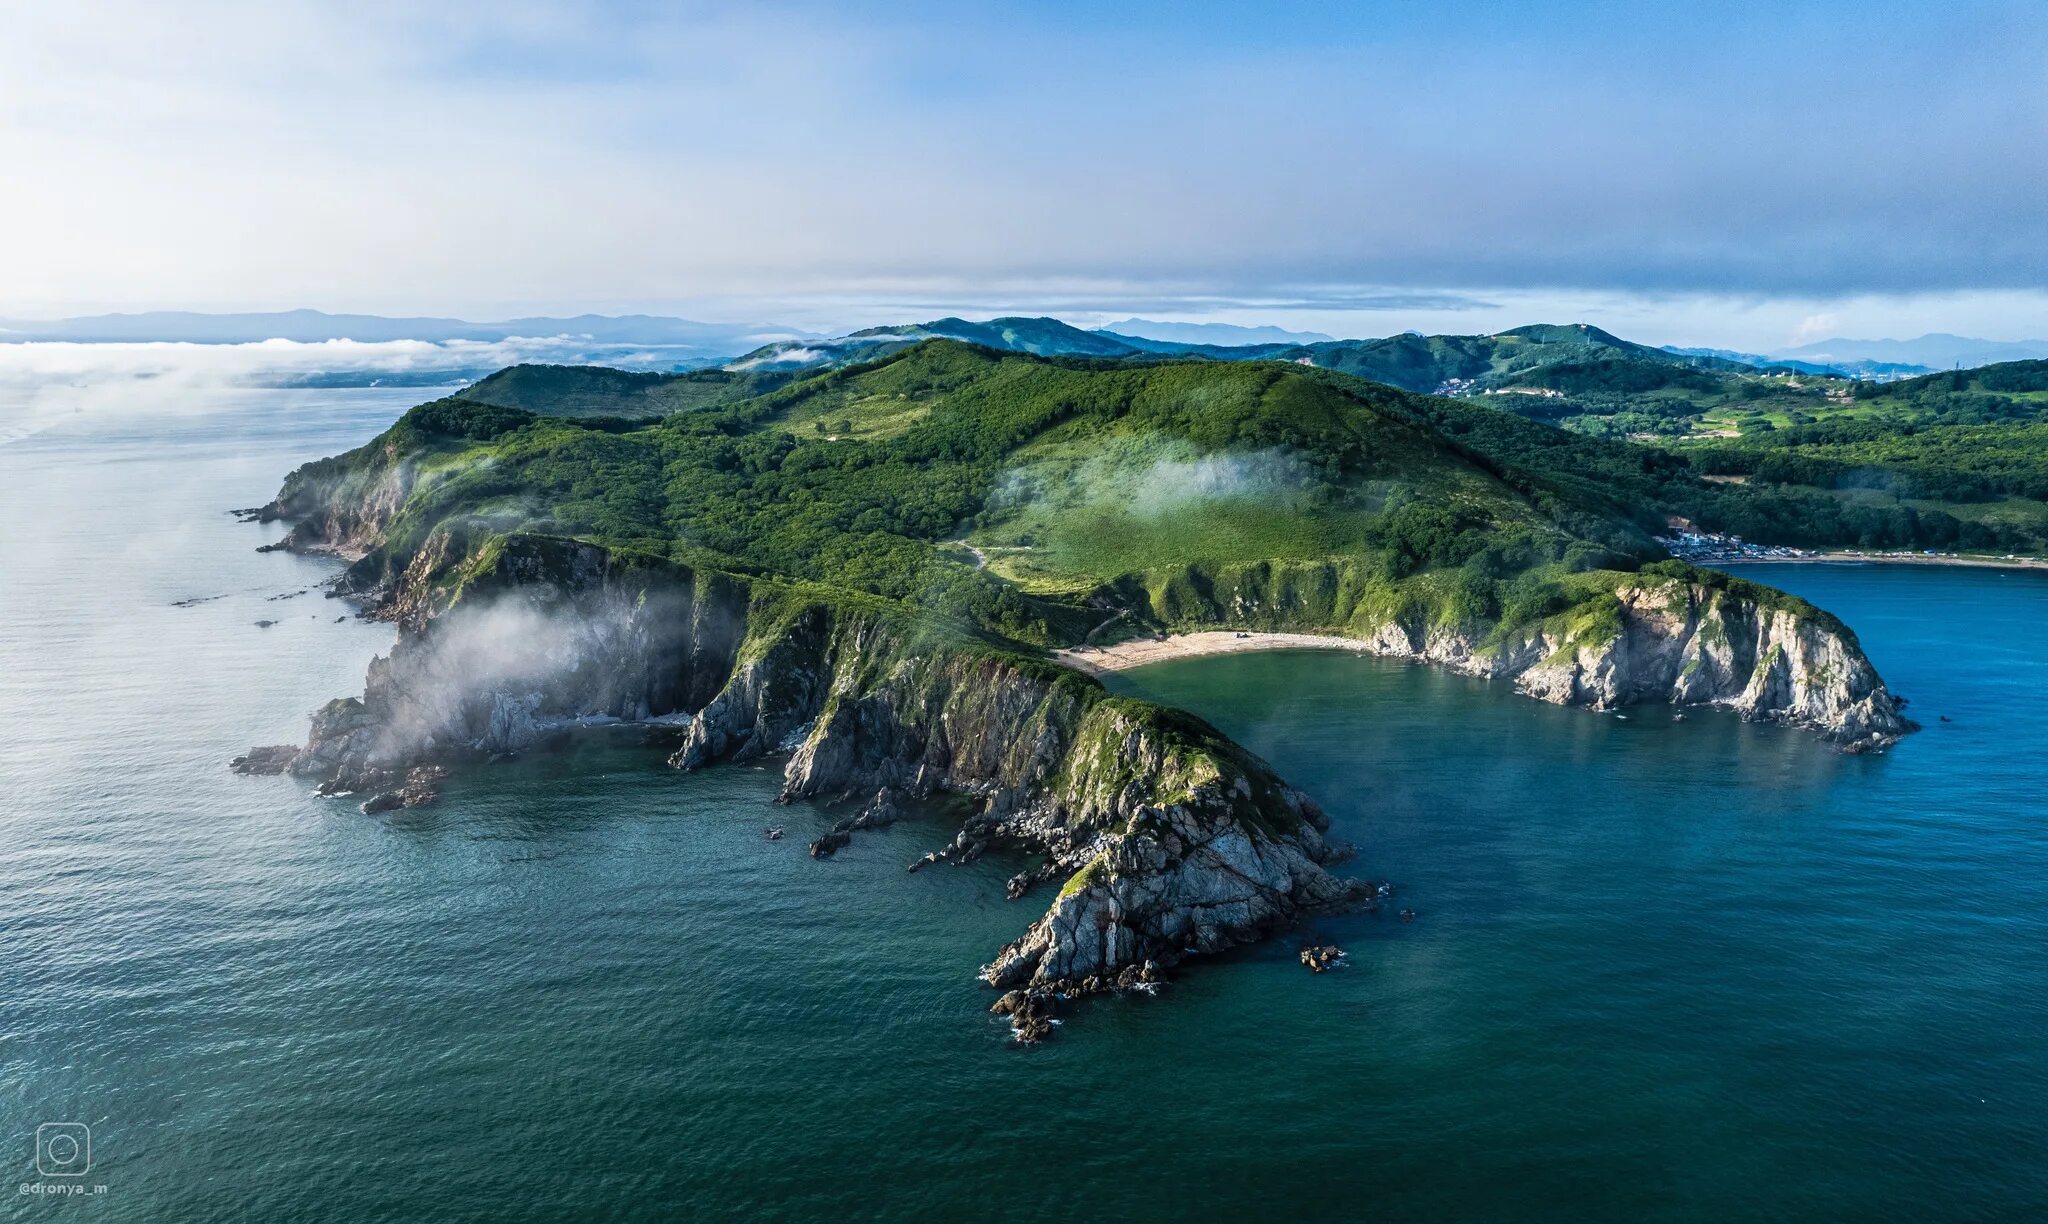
[1056, 631, 1367, 676]
[1057, 550, 2048, 678]
[1708, 552, 2048, 572]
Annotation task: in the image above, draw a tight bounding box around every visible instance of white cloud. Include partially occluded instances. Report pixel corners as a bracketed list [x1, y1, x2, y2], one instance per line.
[3, 3, 2046, 346]
[0, 337, 556, 385]
[0, 337, 553, 446]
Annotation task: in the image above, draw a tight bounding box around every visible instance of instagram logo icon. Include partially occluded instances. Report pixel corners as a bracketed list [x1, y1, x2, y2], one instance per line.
[35, 1124, 91, 1177]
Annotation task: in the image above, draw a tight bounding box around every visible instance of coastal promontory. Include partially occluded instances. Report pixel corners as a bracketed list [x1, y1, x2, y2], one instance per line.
[240, 342, 1912, 1033]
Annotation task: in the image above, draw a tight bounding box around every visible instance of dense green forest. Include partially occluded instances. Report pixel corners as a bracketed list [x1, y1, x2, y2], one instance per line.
[281, 341, 2033, 665]
[724, 316, 1878, 440]
[1673, 360, 2048, 547]
[456, 363, 798, 419]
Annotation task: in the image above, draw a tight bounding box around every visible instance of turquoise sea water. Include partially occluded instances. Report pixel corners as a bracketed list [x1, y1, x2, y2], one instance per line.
[5, 392, 2048, 1220]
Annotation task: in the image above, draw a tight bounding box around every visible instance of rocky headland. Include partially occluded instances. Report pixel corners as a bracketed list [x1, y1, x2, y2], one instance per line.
[232, 347, 1918, 1039]
[241, 532, 1371, 1035]
[1060, 579, 1909, 752]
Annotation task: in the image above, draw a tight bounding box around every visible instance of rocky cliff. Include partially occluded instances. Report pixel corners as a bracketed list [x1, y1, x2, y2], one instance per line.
[1113, 559, 1911, 751]
[234, 351, 1925, 1041]
[244, 533, 1366, 1035]
[1356, 580, 1910, 750]
[246, 435, 423, 561]
[266, 533, 750, 788]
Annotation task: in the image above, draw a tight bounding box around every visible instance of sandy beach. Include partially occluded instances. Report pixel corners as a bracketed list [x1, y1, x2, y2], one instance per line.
[1055, 551, 2048, 677]
[1055, 631, 1368, 676]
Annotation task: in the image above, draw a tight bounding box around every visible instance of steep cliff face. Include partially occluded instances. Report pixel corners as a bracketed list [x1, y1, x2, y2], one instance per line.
[672, 596, 1370, 996]
[253, 534, 1364, 1024]
[978, 701, 1360, 992]
[1357, 581, 1910, 749]
[252, 437, 422, 559]
[280, 534, 752, 789]
[1117, 558, 1911, 750]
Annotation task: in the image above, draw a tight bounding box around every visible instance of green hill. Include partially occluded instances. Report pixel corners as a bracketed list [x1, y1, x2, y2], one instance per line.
[455, 363, 796, 419]
[1676, 359, 2048, 546]
[253, 340, 1917, 1013]
[273, 340, 2007, 644]
[718, 316, 1849, 440]
[727, 316, 1145, 372]
[1262, 324, 1796, 435]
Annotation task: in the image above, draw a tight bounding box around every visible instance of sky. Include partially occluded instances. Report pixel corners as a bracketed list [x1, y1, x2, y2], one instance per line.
[4, 0, 2046, 350]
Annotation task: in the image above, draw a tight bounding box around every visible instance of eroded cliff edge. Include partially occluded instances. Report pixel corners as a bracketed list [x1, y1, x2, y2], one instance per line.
[244, 532, 1368, 1028]
[1080, 558, 1912, 751]
[229, 345, 1930, 1040]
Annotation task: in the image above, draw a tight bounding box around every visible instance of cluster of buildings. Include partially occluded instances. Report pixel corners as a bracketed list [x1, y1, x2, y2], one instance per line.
[1656, 529, 1816, 563]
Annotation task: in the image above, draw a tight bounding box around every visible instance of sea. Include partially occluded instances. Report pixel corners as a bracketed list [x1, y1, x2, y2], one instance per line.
[4, 388, 2047, 1220]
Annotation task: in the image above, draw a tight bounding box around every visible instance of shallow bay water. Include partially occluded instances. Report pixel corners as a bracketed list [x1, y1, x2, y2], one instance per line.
[4, 391, 2047, 1220]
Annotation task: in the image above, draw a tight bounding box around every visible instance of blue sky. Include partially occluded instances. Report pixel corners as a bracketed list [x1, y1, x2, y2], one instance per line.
[4, 0, 2045, 348]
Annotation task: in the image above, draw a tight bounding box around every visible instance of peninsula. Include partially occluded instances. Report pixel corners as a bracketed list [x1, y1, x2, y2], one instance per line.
[238, 341, 1913, 1035]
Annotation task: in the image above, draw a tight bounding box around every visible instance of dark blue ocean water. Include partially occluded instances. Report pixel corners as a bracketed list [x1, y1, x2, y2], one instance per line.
[4, 392, 2047, 1220]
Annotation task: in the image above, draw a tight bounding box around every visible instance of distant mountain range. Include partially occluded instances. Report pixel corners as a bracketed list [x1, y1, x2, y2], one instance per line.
[724, 316, 1193, 372]
[1660, 334, 2048, 379]
[1097, 318, 1334, 346]
[1657, 346, 1931, 381]
[1769, 333, 2048, 370]
[11, 309, 2046, 396]
[730, 317, 1750, 395]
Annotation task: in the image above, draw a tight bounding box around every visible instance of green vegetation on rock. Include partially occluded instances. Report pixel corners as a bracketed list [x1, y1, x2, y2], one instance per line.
[275, 340, 1955, 664]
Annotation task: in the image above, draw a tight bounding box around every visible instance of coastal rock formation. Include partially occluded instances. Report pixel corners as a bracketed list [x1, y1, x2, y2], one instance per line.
[1357, 581, 1910, 750]
[271, 533, 752, 792]
[228, 744, 298, 775]
[246, 435, 424, 560]
[245, 530, 1910, 1044]
[359, 764, 448, 814]
[1120, 559, 1912, 751]
[245, 530, 1912, 1042]
[248, 533, 1365, 1008]
[1300, 945, 1346, 973]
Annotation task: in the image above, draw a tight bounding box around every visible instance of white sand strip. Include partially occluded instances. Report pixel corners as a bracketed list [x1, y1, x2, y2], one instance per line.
[1055, 631, 1367, 676]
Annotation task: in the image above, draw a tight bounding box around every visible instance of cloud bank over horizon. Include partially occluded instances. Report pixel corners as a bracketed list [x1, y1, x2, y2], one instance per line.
[0, 337, 566, 446]
[4, 2, 2046, 348]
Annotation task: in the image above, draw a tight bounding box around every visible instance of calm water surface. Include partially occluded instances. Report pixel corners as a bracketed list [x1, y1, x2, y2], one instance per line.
[4, 392, 2046, 1220]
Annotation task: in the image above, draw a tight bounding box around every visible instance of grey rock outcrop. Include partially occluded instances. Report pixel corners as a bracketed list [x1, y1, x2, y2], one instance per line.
[246, 534, 1363, 1026]
[1357, 581, 1910, 749]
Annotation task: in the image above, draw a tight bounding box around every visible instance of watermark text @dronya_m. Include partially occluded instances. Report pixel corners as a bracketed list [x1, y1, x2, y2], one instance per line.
[21, 1123, 109, 1198]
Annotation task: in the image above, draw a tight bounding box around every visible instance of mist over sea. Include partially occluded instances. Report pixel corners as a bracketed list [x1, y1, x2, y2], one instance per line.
[6, 389, 2048, 1218]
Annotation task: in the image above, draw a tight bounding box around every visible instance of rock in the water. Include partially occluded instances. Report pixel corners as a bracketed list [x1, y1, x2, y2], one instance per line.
[228, 745, 299, 775]
[1004, 863, 1059, 901]
[359, 764, 446, 814]
[990, 988, 1058, 1044]
[1299, 944, 1346, 973]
